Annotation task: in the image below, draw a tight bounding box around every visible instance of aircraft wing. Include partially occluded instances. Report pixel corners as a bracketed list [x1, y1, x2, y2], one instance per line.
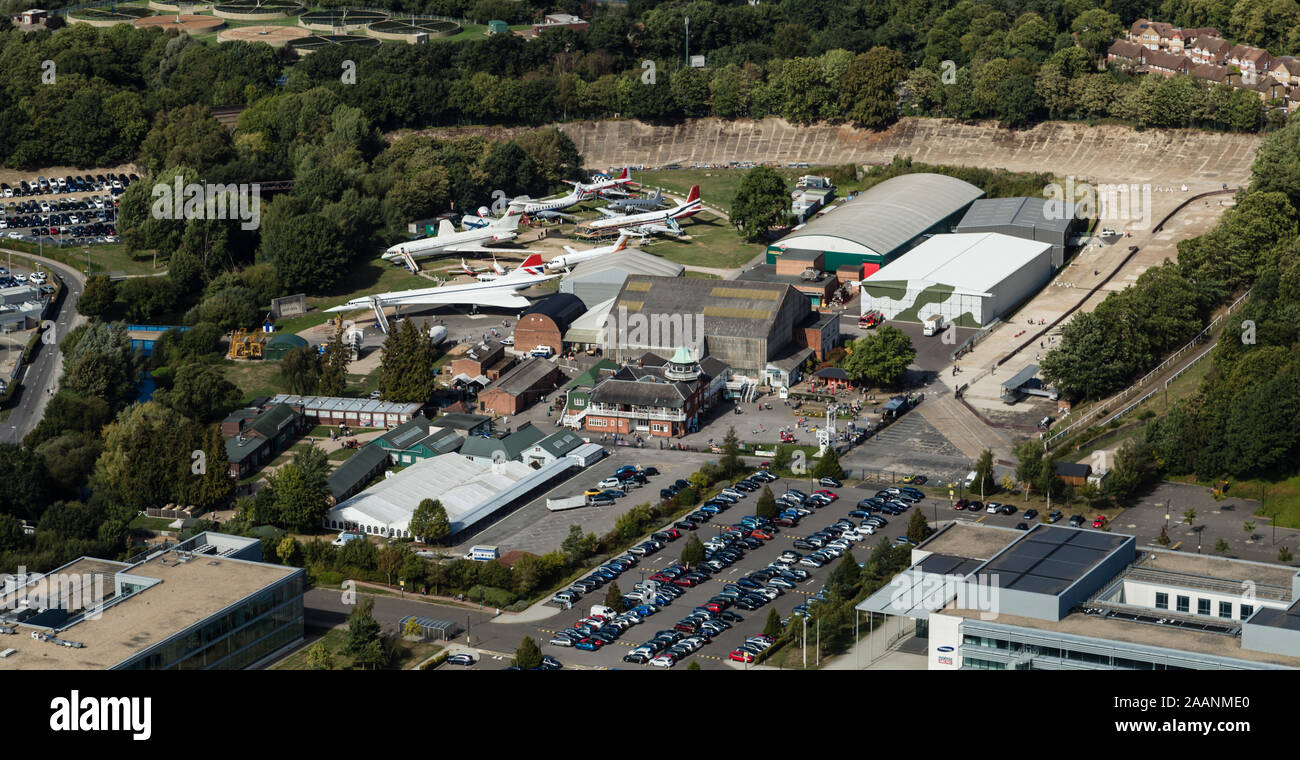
[435, 241, 512, 254]
[596, 207, 624, 218]
[376, 288, 535, 311]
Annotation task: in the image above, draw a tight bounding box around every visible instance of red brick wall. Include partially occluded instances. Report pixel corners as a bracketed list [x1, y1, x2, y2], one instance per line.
[513, 315, 563, 355]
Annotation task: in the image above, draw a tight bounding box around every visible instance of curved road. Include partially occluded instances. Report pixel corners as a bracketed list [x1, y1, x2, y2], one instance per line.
[1, 250, 86, 445]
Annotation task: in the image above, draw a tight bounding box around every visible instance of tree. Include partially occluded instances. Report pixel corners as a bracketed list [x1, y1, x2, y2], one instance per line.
[260, 199, 350, 293]
[763, 607, 784, 639]
[1183, 509, 1197, 527]
[561, 524, 598, 564]
[681, 533, 705, 567]
[345, 597, 382, 656]
[306, 642, 334, 670]
[77, 275, 118, 319]
[1280, 546, 1294, 563]
[718, 427, 743, 476]
[604, 582, 626, 612]
[839, 326, 915, 388]
[756, 486, 778, 519]
[812, 447, 845, 480]
[155, 363, 242, 423]
[403, 617, 425, 639]
[378, 318, 438, 403]
[1214, 538, 1230, 555]
[514, 636, 543, 669]
[686, 660, 702, 670]
[1243, 521, 1257, 541]
[771, 444, 794, 471]
[280, 346, 321, 396]
[378, 544, 409, 585]
[731, 167, 789, 241]
[319, 321, 350, 397]
[907, 509, 932, 543]
[294, 443, 331, 485]
[267, 463, 330, 533]
[410, 499, 450, 544]
[839, 47, 907, 128]
[276, 536, 303, 566]
[1013, 439, 1046, 496]
[827, 551, 861, 599]
[972, 449, 996, 497]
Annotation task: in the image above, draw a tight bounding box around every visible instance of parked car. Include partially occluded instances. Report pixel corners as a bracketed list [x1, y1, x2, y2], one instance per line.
[446, 653, 476, 666]
[1047, 510, 1063, 524]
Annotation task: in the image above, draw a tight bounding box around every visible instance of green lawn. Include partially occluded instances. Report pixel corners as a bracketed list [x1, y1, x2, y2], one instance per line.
[684, 270, 720, 279]
[0, 241, 162, 278]
[650, 212, 764, 270]
[219, 358, 286, 402]
[328, 447, 356, 461]
[1166, 473, 1300, 530]
[128, 515, 177, 532]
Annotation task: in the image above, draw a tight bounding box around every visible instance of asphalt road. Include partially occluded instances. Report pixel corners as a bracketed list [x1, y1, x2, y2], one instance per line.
[1, 252, 84, 444]
[460, 475, 945, 671]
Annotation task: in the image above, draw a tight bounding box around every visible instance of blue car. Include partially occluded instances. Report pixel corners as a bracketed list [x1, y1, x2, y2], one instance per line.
[848, 509, 872, 519]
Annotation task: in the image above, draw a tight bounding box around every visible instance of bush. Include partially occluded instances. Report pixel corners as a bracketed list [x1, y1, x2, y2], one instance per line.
[313, 569, 345, 586]
[467, 584, 515, 607]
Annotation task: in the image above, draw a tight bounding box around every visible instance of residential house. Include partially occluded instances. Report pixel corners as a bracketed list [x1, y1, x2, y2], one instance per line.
[459, 422, 549, 463]
[448, 337, 513, 381]
[1107, 39, 1144, 71]
[520, 430, 586, 468]
[1228, 45, 1272, 84]
[1190, 62, 1239, 86]
[1143, 48, 1190, 77]
[1129, 18, 1175, 50]
[1269, 56, 1300, 87]
[373, 414, 465, 464]
[1187, 35, 1232, 64]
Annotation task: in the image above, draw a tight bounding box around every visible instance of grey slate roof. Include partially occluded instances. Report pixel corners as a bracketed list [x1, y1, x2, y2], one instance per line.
[327, 443, 389, 499]
[777, 173, 985, 257]
[590, 378, 690, 408]
[955, 198, 1076, 236]
[486, 356, 561, 396]
[529, 430, 585, 458]
[613, 275, 796, 339]
[566, 249, 685, 279]
[459, 423, 549, 460]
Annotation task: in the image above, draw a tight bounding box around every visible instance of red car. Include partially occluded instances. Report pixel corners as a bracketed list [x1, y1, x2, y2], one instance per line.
[704, 601, 728, 613]
[780, 432, 795, 443]
[759, 462, 771, 469]
[649, 573, 674, 583]
[751, 528, 774, 540]
[814, 490, 838, 501]
[674, 577, 700, 588]
[663, 528, 681, 541]
[729, 649, 756, 663]
[775, 517, 796, 527]
[954, 498, 970, 511]
[1092, 515, 1108, 528]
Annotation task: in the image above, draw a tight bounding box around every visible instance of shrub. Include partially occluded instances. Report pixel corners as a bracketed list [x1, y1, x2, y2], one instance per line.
[467, 584, 516, 607]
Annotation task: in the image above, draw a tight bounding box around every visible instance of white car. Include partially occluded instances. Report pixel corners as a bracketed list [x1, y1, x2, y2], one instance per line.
[29, 272, 46, 284]
[500, 336, 514, 346]
[597, 477, 622, 489]
[677, 637, 705, 653]
[649, 654, 677, 668]
[13, 274, 25, 283]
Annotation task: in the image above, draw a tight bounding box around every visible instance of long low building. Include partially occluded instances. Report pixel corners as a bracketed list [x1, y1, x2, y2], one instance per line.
[268, 394, 423, 428]
[859, 233, 1054, 327]
[324, 451, 584, 539]
[860, 521, 1300, 670]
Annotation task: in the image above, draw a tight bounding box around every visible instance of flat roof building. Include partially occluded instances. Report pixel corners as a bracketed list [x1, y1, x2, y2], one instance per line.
[559, 249, 685, 309]
[768, 173, 986, 274]
[954, 197, 1080, 269]
[269, 394, 423, 428]
[858, 521, 1300, 670]
[0, 533, 303, 670]
[324, 450, 584, 539]
[860, 233, 1054, 327]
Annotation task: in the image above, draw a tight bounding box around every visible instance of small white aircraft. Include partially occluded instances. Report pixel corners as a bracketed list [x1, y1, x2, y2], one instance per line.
[382, 212, 522, 271]
[461, 256, 508, 281]
[545, 232, 633, 273]
[329, 254, 555, 332]
[509, 187, 594, 220]
[565, 167, 638, 198]
[627, 217, 684, 238]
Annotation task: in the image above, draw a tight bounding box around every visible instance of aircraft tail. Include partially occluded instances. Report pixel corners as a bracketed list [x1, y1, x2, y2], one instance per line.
[517, 253, 545, 275]
[614, 233, 631, 251]
[616, 167, 628, 180]
[491, 212, 523, 231]
[563, 245, 579, 256]
[685, 185, 700, 203]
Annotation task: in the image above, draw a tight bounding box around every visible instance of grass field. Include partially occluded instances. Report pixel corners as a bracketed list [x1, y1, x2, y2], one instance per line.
[128, 515, 176, 532]
[0, 240, 162, 278]
[219, 358, 285, 402]
[650, 212, 763, 269]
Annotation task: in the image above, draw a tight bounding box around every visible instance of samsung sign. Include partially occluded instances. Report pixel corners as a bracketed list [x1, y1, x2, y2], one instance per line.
[937, 646, 954, 653]
[936, 645, 954, 666]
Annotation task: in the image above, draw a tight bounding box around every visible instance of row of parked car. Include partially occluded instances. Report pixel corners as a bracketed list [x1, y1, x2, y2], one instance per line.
[0, 173, 135, 198]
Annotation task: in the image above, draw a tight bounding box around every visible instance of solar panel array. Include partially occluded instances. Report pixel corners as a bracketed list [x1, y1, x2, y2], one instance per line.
[980, 526, 1127, 596]
[1250, 597, 1300, 631]
[918, 553, 984, 578]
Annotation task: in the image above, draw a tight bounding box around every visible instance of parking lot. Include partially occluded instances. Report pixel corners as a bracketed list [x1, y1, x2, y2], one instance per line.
[458, 473, 948, 670]
[449, 447, 717, 556]
[0, 171, 131, 246]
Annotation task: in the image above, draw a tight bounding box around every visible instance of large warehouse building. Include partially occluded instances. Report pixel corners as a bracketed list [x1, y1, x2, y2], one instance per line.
[860, 233, 1053, 327]
[767, 173, 986, 275]
[324, 452, 581, 539]
[605, 275, 812, 380]
[954, 197, 1081, 269]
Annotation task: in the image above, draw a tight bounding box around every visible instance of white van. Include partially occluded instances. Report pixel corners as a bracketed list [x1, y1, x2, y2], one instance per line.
[965, 470, 977, 489]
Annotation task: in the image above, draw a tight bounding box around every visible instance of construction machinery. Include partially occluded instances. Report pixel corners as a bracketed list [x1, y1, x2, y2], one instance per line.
[227, 329, 266, 359]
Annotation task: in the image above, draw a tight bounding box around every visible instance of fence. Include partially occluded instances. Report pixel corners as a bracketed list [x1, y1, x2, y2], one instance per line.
[950, 317, 1002, 362]
[1044, 289, 1250, 450]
